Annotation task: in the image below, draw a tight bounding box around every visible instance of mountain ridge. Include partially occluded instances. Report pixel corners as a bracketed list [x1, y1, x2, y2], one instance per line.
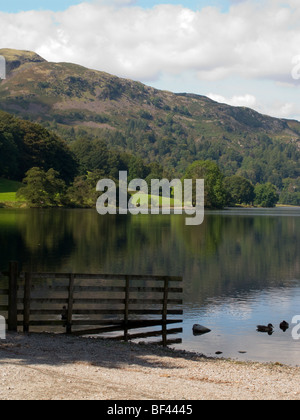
[1, 48, 299, 131]
[0, 48, 299, 187]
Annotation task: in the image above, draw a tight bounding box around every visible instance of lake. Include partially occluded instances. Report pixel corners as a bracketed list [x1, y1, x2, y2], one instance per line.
[0, 207, 299, 365]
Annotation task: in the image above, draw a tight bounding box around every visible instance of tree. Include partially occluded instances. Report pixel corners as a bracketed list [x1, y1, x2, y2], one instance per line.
[17, 167, 66, 207]
[71, 137, 109, 175]
[66, 170, 106, 208]
[254, 183, 279, 207]
[0, 131, 19, 178]
[224, 175, 255, 205]
[278, 177, 300, 206]
[183, 160, 227, 209]
[128, 156, 149, 181]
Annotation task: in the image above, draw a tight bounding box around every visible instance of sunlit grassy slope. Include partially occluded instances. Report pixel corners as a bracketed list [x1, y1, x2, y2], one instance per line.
[0, 178, 23, 202]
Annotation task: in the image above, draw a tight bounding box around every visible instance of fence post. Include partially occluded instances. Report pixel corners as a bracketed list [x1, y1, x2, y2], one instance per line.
[23, 272, 32, 333]
[8, 261, 19, 332]
[66, 274, 74, 334]
[124, 275, 130, 342]
[162, 277, 169, 346]
[162, 277, 169, 324]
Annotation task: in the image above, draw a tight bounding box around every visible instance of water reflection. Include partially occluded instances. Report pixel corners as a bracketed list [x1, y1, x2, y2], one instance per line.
[0, 207, 299, 365]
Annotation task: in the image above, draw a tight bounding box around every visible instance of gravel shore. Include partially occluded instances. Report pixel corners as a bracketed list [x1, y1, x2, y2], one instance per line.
[0, 333, 299, 400]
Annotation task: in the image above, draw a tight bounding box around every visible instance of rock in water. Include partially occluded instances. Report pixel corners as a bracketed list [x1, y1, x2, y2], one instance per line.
[192, 324, 211, 335]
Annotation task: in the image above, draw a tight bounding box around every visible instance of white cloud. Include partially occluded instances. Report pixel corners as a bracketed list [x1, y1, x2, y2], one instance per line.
[207, 93, 257, 108]
[0, 0, 300, 119]
[207, 92, 300, 121]
[0, 0, 299, 83]
[267, 101, 300, 121]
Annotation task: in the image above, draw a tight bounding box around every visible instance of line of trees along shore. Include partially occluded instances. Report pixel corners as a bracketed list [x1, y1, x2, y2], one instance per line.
[0, 110, 299, 208]
[17, 162, 280, 209]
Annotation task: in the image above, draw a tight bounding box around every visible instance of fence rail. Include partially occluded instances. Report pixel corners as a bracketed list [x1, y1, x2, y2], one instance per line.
[0, 262, 183, 346]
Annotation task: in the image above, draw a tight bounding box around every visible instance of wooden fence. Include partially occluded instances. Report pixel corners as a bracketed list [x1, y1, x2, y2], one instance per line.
[0, 262, 183, 346]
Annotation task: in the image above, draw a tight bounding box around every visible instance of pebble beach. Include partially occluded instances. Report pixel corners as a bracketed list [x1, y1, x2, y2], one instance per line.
[0, 333, 300, 400]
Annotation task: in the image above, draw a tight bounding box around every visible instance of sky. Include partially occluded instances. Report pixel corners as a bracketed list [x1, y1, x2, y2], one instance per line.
[0, 0, 300, 121]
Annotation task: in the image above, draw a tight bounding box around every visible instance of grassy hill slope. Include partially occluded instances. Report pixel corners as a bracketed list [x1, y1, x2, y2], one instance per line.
[0, 178, 23, 204]
[0, 49, 299, 187]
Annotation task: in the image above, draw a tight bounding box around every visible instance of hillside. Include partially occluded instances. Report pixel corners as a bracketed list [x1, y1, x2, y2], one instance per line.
[0, 48, 299, 188]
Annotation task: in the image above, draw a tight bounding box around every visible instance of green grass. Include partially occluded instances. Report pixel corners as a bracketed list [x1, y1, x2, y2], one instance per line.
[0, 178, 23, 203]
[129, 192, 181, 208]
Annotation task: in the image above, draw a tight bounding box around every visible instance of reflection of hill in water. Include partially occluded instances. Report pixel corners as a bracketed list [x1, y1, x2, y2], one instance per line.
[0, 208, 299, 306]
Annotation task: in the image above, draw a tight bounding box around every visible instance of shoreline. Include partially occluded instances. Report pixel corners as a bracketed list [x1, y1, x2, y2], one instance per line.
[0, 332, 299, 400]
[1, 202, 299, 210]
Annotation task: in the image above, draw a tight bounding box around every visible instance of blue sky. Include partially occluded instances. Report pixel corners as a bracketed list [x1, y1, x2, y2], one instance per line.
[0, 0, 300, 120]
[0, 0, 82, 13]
[0, 0, 232, 13]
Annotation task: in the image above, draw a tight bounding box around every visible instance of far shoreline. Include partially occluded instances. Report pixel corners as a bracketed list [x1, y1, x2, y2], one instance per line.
[1, 202, 299, 210]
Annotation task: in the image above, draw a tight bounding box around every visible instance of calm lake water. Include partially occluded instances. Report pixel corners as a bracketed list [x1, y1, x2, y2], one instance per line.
[0, 207, 299, 366]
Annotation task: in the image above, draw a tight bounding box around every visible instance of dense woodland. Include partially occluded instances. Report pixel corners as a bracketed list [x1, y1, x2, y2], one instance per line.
[0, 109, 299, 208]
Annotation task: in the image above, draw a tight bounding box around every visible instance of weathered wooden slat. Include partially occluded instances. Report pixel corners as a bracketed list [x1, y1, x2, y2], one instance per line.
[24, 286, 69, 292]
[17, 298, 68, 304]
[15, 286, 183, 294]
[18, 309, 63, 315]
[17, 320, 63, 326]
[23, 298, 182, 304]
[70, 319, 183, 328]
[26, 273, 70, 280]
[75, 273, 182, 282]
[74, 286, 182, 293]
[131, 287, 183, 293]
[71, 320, 124, 326]
[72, 319, 183, 327]
[27, 273, 182, 282]
[73, 298, 126, 304]
[16, 298, 182, 306]
[16, 309, 183, 316]
[74, 286, 125, 293]
[64, 309, 124, 315]
[31, 308, 184, 315]
[129, 299, 183, 305]
[14, 316, 182, 329]
[71, 325, 124, 336]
